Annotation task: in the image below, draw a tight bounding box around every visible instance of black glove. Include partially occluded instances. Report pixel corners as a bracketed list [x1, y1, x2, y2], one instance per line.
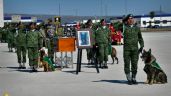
[138, 47, 143, 54]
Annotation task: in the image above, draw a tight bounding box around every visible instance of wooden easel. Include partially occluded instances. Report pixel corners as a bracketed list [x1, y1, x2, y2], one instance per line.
[76, 49, 99, 74]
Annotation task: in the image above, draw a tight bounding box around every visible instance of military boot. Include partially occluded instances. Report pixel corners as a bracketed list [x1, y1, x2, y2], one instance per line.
[103, 61, 108, 69]
[18, 63, 22, 69]
[32, 65, 38, 72]
[99, 61, 103, 68]
[22, 63, 26, 69]
[126, 73, 132, 85]
[132, 74, 138, 84]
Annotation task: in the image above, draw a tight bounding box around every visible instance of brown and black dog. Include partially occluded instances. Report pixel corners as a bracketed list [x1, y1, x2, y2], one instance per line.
[141, 49, 167, 84]
[39, 49, 54, 72]
[111, 47, 118, 64]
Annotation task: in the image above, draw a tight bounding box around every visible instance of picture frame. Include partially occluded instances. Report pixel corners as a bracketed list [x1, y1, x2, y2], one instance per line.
[76, 29, 92, 49]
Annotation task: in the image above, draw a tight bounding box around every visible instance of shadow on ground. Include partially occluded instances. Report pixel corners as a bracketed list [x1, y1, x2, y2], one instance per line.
[93, 79, 144, 84]
[4, 66, 44, 73]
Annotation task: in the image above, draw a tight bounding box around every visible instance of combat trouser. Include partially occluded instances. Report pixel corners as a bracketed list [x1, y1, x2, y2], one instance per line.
[28, 47, 39, 68]
[124, 49, 139, 75]
[47, 39, 55, 63]
[17, 46, 27, 63]
[97, 43, 108, 62]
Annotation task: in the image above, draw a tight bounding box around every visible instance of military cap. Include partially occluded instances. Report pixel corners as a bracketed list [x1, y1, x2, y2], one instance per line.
[123, 14, 134, 22]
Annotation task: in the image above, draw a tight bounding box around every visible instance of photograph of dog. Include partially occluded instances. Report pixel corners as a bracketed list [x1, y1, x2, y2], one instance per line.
[141, 49, 167, 85]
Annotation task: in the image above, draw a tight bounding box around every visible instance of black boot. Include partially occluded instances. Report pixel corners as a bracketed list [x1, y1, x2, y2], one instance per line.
[126, 73, 132, 85]
[132, 74, 138, 84]
[103, 61, 108, 69]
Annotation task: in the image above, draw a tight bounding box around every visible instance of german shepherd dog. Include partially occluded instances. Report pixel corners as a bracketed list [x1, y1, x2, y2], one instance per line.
[95, 46, 118, 68]
[111, 47, 118, 64]
[141, 49, 167, 84]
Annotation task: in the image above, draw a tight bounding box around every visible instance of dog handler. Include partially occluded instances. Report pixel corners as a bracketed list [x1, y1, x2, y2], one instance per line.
[27, 23, 43, 72]
[123, 14, 144, 85]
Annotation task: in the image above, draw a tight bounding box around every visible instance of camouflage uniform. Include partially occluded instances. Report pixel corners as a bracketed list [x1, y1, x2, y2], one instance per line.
[86, 28, 96, 63]
[123, 24, 144, 83]
[16, 25, 27, 69]
[0, 27, 2, 42]
[39, 26, 47, 47]
[7, 25, 16, 52]
[1, 27, 7, 43]
[95, 25, 110, 67]
[46, 23, 56, 63]
[27, 28, 42, 70]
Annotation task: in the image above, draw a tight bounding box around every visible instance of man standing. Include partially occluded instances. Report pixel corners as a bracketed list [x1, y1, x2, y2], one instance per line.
[45, 19, 56, 64]
[27, 22, 42, 72]
[7, 24, 16, 52]
[123, 14, 144, 85]
[16, 23, 27, 69]
[95, 19, 111, 68]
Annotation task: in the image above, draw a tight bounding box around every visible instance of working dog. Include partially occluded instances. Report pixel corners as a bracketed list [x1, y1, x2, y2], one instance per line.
[141, 49, 167, 84]
[39, 49, 55, 72]
[111, 47, 118, 64]
[95, 46, 118, 68]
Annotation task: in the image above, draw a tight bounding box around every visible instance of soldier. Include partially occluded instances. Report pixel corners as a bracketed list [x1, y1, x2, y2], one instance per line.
[45, 19, 56, 64]
[38, 23, 47, 47]
[1, 25, 7, 43]
[26, 22, 43, 72]
[123, 14, 144, 85]
[95, 19, 111, 68]
[7, 24, 16, 52]
[16, 23, 27, 69]
[85, 19, 96, 64]
[0, 27, 2, 42]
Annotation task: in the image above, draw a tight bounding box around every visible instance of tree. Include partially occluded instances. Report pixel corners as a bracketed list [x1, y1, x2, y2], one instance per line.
[149, 11, 155, 19]
[148, 11, 155, 28]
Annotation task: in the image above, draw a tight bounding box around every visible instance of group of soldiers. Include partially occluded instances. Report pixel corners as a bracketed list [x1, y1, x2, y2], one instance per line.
[1, 14, 144, 85]
[83, 14, 144, 85]
[0, 19, 64, 72]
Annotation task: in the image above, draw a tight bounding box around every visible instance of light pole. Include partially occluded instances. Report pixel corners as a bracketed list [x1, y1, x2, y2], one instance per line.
[58, 0, 61, 16]
[100, 0, 103, 16]
[124, 0, 127, 15]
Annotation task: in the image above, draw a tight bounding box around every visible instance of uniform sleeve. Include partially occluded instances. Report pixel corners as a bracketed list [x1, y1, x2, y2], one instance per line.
[108, 28, 112, 44]
[138, 28, 144, 48]
[38, 31, 43, 49]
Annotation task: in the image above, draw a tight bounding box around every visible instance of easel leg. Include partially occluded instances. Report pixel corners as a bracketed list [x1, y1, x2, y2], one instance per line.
[76, 49, 81, 74]
[78, 49, 82, 72]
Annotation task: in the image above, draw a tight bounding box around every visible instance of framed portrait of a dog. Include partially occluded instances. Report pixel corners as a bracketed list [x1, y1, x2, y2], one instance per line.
[76, 29, 92, 49]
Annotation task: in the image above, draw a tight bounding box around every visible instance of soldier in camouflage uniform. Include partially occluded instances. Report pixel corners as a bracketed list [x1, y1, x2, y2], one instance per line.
[123, 14, 144, 85]
[45, 19, 56, 64]
[1, 25, 7, 43]
[0, 27, 2, 42]
[95, 19, 111, 68]
[38, 23, 47, 47]
[85, 19, 96, 64]
[7, 24, 16, 52]
[16, 23, 27, 69]
[26, 22, 43, 72]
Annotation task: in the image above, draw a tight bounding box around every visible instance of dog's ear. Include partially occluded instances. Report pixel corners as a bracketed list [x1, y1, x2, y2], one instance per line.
[149, 49, 151, 54]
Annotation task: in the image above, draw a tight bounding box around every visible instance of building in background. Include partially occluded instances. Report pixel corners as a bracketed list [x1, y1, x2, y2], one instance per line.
[0, 0, 4, 27]
[140, 14, 171, 28]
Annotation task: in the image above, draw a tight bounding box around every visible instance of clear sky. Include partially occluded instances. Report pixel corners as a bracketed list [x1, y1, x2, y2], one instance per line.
[3, 0, 171, 16]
